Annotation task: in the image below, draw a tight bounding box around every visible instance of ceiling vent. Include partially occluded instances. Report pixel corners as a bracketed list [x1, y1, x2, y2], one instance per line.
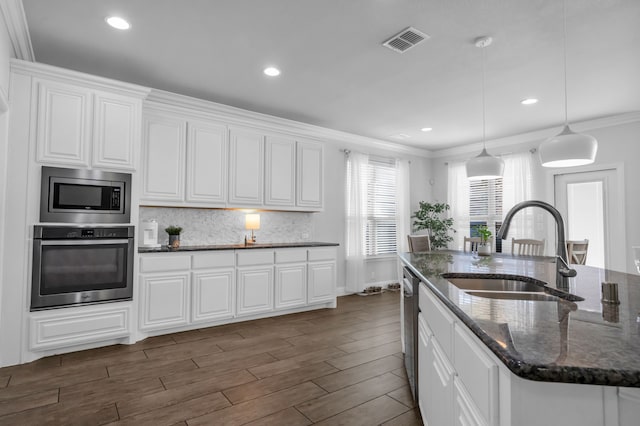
[382, 27, 430, 53]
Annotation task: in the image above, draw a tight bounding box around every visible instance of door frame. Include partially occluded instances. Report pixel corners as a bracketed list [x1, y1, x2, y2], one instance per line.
[546, 162, 626, 272]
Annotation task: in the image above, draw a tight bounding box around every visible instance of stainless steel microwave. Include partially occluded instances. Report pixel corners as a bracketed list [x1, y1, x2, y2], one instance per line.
[40, 166, 131, 223]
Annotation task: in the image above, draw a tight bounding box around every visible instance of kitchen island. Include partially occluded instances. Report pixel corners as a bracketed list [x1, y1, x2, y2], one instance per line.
[399, 250, 640, 426]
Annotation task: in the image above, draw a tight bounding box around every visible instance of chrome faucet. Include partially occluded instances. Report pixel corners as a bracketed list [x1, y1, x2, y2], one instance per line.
[497, 200, 576, 289]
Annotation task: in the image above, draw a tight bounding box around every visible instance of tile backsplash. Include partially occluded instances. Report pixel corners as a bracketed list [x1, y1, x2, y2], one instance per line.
[140, 207, 314, 246]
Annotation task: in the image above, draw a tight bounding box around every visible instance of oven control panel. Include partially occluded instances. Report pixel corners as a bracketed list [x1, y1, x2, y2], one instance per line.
[34, 225, 135, 240]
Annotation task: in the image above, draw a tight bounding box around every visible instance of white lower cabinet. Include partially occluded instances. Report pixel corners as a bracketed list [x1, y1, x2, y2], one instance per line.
[454, 376, 487, 426]
[139, 247, 336, 334]
[29, 304, 130, 350]
[237, 266, 274, 316]
[275, 263, 307, 309]
[417, 313, 431, 423]
[424, 336, 455, 426]
[191, 270, 235, 323]
[307, 247, 337, 304]
[140, 273, 190, 330]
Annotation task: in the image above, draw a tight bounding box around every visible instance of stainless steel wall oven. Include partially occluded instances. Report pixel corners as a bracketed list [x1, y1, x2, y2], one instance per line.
[31, 225, 134, 310]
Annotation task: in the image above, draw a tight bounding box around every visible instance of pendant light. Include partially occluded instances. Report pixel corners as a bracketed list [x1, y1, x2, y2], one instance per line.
[539, 0, 597, 167]
[466, 36, 504, 180]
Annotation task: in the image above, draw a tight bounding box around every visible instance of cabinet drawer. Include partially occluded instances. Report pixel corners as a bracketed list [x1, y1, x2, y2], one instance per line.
[236, 250, 274, 266]
[275, 248, 307, 264]
[454, 323, 498, 424]
[192, 251, 235, 269]
[307, 247, 336, 261]
[422, 285, 454, 359]
[140, 254, 190, 273]
[30, 305, 130, 350]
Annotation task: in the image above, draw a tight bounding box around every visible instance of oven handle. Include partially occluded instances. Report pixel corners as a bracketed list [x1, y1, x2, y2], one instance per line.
[39, 239, 131, 246]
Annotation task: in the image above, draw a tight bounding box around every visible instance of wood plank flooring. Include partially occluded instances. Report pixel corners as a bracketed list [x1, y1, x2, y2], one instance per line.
[0, 291, 422, 425]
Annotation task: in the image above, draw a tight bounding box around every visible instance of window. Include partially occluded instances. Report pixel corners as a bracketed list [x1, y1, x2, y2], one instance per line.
[345, 154, 398, 256]
[469, 178, 503, 252]
[365, 157, 397, 255]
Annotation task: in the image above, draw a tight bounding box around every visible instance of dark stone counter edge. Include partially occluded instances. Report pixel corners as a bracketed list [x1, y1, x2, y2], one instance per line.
[139, 242, 339, 253]
[402, 260, 640, 388]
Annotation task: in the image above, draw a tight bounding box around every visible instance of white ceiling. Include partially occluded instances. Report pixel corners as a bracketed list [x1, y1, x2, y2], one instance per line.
[20, 0, 640, 151]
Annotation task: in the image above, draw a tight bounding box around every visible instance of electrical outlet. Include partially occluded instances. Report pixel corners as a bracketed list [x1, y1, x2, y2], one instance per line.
[302, 232, 309, 240]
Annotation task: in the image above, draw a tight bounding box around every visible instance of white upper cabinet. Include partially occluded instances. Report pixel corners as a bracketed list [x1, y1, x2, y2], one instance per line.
[228, 126, 264, 205]
[141, 112, 186, 202]
[186, 120, 228, 205]
[33, 74, 145, 171]
[139, 103, 323, 210]
[296, 140, 323, 209]
[35, 78, 92, 167]
[92, 91, 142, 170]
[265, 135, 296, 207]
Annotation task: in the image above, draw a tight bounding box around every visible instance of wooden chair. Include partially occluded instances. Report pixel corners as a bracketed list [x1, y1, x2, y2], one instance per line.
[511, 238, 545, 256]
[566, 239, 589, 265]
[464, 236, 493, 252]
[407, 235, 431, 252]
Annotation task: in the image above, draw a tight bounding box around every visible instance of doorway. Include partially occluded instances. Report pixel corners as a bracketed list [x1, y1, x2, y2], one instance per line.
[554, 167, 626, 272]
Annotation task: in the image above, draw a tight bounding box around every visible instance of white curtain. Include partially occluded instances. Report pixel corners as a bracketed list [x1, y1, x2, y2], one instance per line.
[502, 152, 534, 251]
[447, 161, 470, 251]
[345, 151, 368, 293]
[396, 159, 410, 253]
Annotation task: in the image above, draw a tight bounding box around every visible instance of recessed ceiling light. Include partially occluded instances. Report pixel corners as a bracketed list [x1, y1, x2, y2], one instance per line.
[263, 67, 281, 77]
[105, 16, 130, 30]
[521, 98, 538, 105]
[421, 127, 433, 132]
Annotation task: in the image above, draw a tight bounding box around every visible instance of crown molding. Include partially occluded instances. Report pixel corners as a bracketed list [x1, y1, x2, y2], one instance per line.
[146, 89, 432, 158]
[0, 0, 34, 61]
[430, 111, 640, 159]
[10, 59, 151, 98]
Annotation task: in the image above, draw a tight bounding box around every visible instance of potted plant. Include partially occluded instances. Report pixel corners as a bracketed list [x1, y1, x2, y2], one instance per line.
[412, 201, 456, 250]
[165, 225, 183, 249]
[476, 225, 492, 256]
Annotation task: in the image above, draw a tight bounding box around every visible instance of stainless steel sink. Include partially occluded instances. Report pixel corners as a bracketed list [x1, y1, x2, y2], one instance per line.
[464, 290, 560, 302]
[441, 273, 584, 303]
[445, 277, 545, 293]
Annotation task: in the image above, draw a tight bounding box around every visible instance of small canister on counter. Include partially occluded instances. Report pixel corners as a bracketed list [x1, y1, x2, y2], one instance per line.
[601, 282, 620, 305]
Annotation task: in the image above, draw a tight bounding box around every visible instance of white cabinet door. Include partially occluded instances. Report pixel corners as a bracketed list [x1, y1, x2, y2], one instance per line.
[454, 377, 487, 426]
[265, 135, 296, 207]
[141, 113, 186, 202]
[307, 261, 336, 304]
[417, 313, 431, 422]
[228, 127, 264, 205]
[296, 140, 323, 209]
[275, 264, 307, 309]
[192, 269, 235, 323]
[424, 338, 455, 426]
[237, 266, 273, 316]
[35, 78, 92, 166]
[186, 120, 228, 205]
[92, 91, 141, 170]
[139, 273, 189, 330]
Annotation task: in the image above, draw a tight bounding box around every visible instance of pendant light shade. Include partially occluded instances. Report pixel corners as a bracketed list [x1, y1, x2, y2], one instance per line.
[539, 0, 597, 168]
[465, 36, 504, 180]
[539, 125, 597, 167]
[466, 148, 505, 180]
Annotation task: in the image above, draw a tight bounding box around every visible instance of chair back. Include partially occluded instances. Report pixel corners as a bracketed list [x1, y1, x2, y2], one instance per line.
[566, 239, 589, 265]
[407, 235, 431, 252]
[511, 238, 545, 256]
[463, 236, 493, 252]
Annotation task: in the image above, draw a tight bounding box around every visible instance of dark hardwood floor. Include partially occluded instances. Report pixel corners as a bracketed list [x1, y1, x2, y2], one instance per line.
[0, 291, 422, 425]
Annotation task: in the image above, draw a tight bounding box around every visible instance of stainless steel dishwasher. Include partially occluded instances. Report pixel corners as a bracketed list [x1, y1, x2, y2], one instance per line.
[403, 265, 420, 402]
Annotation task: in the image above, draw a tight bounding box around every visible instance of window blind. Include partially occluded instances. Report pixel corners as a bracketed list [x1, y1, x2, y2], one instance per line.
[366, 156, 398, 256]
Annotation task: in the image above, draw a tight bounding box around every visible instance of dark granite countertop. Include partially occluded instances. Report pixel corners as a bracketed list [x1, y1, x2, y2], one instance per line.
[399, 250, 640, 388]
[139, 242, 339, 253]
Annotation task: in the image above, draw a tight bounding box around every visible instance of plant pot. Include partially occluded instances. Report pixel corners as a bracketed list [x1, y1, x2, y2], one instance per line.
[169, 234, 180, 249]
[477, 243, 491, 256]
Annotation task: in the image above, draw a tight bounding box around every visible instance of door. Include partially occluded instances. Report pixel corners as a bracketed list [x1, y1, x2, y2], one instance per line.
[186, 120, 228, 205]
[265, 135, 296, 207]
[554, 168, 625, 271]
